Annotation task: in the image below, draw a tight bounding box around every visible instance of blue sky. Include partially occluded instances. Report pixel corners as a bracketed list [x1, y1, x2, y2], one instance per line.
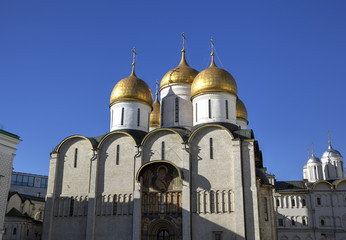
[1, 1, 345, 180]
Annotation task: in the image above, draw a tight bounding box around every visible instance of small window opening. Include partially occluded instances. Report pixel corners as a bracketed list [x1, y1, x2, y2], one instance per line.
[264, 197, 268, 221]
[278, 219, 284, 226]
[276, 199, 280, 207]
[302, 199, 306, 207]
[292, 199, 295, 207]
[113, 195, 117, 215]
[69, 198, 74, 216]
[121, 107, 125, 125]
[161, 141, 165, 160]
[175, 98, 179, 122]
[321, 219, 325, 226]
[74, 148, 78, 168]
[137, 108, 140, 126]
[208, 99, 211, 118]
[13, 228, 16, 235]
[291, 218, 295, 226]
[116, 144, 120, 165]
[209, 138, 214, 159]
[317, 197, 321, 205]
[303, 218, 307, 226]
[225, 100, 229, 119]
[210, 191, 215, 213]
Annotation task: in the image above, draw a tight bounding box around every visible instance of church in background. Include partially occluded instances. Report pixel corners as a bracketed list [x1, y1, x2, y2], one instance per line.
[42, 37, 345, 240]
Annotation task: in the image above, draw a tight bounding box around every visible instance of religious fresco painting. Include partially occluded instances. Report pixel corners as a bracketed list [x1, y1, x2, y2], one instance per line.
[140, 163, 183, 240]
[142, 164, 181, 192]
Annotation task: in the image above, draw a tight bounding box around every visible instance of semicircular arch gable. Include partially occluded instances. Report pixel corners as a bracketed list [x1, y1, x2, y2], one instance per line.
[97, 131, 137, 149]
[141, 128, 185, 146]
[188, 124, 234, 144]
[312, 180, 334, 190]
[55, 135, 95, 153]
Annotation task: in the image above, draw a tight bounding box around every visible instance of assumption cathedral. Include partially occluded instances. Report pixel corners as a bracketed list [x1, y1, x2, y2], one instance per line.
[42, 36, 346, 240]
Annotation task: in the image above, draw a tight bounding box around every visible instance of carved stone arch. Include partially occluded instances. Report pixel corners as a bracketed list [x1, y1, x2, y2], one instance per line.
[146, 219, 177, 240]
[293, 235, 301, 240]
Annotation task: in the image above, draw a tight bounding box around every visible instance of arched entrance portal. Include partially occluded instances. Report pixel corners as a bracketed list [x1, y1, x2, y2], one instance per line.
[137, 161, 183, 240]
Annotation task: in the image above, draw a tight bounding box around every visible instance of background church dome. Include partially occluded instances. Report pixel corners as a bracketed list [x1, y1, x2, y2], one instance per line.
[322, 145, 343, 160]
[307, 154, 321, 164]
[110, 70, 153, 107]
[191, 58, 237, 98]
[160, 50, 199, 90]
[150, 94, 160, 127]
[236, 98, 248, 122]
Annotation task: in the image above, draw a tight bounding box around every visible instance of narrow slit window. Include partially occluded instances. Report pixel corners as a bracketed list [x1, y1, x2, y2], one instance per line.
[113, 194, 117, 215]
[210, 191, 215, 213]
[175, 98, 179, 122]
[317, 197, 321, 205]
[303, 218, 307, 226]
[161, 141, 165, 160]
[210, 138, 214, 159]
[208, 99, 211, 118]
[74, 148, 78, 168]
[302, 199, 306, 207]
[292, 198, 295, 207]
[160, 193, 165, 213]
[13, 228, 16, 235]
[137, 108, 140, 126]
[121, 107, 124, 125]
[264, 197, 268, 221]
[69, 198, 74, 216]
[225, 100, 229, 119]
[116, 145, 120, 165]
[276, 199, 280, 207]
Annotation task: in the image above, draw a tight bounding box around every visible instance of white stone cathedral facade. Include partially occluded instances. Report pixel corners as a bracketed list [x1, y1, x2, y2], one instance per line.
[42, 41, 345, 240]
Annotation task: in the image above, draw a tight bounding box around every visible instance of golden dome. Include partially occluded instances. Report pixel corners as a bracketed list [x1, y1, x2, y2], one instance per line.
[150, 92, 160, 127]
[110, 67, 153, 107]
[191, 56, 237, 98]
[160, 50, 199, 90]
[236, 98, 248, 121]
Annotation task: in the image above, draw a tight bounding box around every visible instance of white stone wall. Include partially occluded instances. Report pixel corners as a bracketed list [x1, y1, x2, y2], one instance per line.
[56, 138, 93, 196]
[160, 85, 193, 129]
[192, 92, 237, 126]
[142, 130, 184, 168]
[274, 181, 346, 240]
[236, 118, 247, 129]
[0, 133, 20, 240]
[190, 126, 243, 239]
[110, 101, 151, 132]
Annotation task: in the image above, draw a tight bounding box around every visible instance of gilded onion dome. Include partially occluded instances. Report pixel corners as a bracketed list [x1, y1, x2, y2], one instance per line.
[160, 50, 199, 90]
[191, 54, 237, 98]
[150, 84, 161, 127]
[110, 66, 153, 107]
[236, 98, 248, 122]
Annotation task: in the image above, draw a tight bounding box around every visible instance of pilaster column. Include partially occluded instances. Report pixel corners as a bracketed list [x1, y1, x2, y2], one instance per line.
[182, 144, 191, 240]
[86, 150, 99, 240]
[42, 152, 59, 240]
[132, 147, 142, 240]
[232, 139, 246, 239]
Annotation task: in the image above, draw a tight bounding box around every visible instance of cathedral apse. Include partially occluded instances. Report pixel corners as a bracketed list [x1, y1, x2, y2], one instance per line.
[137, 161, 183, 240]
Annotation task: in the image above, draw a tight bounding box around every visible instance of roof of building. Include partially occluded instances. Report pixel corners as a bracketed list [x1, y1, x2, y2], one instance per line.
[0, 129, 20, 140]
[8, 191, 45, 202]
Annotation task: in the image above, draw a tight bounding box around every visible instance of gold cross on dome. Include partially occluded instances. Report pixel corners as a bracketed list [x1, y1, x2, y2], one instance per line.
[182, 32, 186, 50]
[211, 36, 214, 56]
[155, 80, 159, 94]
[132, 47, 137, 66]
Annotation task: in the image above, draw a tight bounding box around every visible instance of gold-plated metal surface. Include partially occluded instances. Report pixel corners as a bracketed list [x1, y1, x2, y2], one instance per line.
[150, 80, 160, 127]
[160, 36, 199, 90]
[110, 48, 153, 107]
[191, 61, 237, 98]
[110, 72, 153, 107]
[191, 39, 237, 98]
[236, 98, 248, 121]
